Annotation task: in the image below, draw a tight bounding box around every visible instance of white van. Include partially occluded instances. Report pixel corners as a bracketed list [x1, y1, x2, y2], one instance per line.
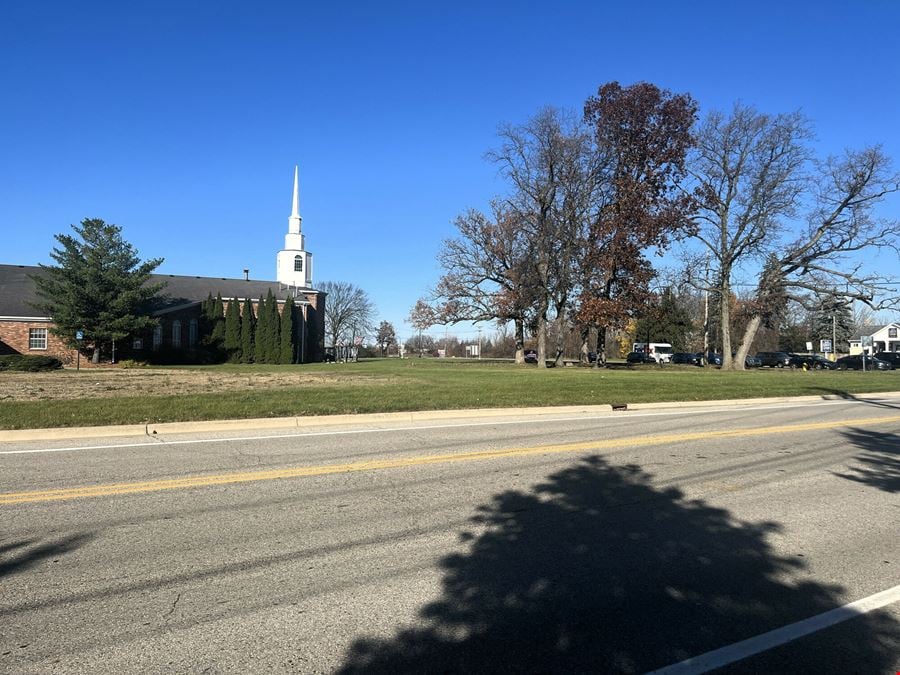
[632, 342, 674, 363]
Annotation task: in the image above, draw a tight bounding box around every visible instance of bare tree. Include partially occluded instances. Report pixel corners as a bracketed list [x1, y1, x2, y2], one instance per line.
[376, 320, 396, 357]
[686, 103, 813, 369]
[318, 280, 376, 352]
[433, 202, 537, 364]
[487, 107, 592, 368]
[732, 147, 900, 364]
[408, 298, 436, 357]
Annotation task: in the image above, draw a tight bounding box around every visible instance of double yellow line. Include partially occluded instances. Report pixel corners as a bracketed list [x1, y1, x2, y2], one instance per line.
[3, 414, 899, 506]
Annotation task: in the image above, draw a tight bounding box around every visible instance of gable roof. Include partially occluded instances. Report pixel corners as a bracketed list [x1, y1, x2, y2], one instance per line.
[0, 264, 322, 319]
[851, 323, 900, 341]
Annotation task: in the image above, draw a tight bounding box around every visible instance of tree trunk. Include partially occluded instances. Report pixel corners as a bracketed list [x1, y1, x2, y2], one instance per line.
[552, 310, 566, 367]
[596, 326, 608, 368]
[734, 314, 762, 369]
[536, 312, 548, 369]
[720, 278, 734, 370]
[92, 345, 101, 364]
[514, 318, 525, 365]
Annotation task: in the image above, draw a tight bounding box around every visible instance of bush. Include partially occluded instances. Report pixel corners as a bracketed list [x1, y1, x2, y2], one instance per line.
[119, 359, 149, 369]
[0, 354, 64, 372]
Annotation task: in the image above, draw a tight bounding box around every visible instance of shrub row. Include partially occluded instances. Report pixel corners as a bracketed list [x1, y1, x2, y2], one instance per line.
[0, 354, 64, 372]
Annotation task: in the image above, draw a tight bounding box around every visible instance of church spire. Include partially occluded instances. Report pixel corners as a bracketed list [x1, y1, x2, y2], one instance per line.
[278, 165, 312, 289]
[291, 165, 300, 218]
[288, 165, 302, 234]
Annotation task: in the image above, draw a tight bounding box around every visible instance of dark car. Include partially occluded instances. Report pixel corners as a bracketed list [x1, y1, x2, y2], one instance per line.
[755, 351, 792, 368]
[706, 352, 723, 366]
[626, 351, 657, 364]
[524, 349, 538, 364]
[672, 352, 704, 366]
[743, 355, 762, 368]
[874, 351, 900, 368]
[789, 354, 837, 370]
[835, 354, 893, 371]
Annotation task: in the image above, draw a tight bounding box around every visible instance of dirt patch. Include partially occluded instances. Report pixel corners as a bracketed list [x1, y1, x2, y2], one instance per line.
[0, 368, 390, 402]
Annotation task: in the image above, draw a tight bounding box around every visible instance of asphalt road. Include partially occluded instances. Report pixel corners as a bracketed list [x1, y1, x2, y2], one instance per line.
[2, 397, 899, 673]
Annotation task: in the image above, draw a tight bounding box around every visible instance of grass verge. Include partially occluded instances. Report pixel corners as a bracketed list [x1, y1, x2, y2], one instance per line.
[2, 359, 899, 430]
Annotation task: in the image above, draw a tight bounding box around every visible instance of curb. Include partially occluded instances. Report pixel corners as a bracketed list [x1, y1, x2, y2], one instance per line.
[2, 391, 899, 443]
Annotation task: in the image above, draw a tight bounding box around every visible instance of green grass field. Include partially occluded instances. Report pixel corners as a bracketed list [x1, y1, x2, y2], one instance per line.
[2, 358, 899, 430]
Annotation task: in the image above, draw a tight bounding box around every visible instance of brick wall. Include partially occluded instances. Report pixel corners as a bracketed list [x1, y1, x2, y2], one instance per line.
[0, 320, 78, 364]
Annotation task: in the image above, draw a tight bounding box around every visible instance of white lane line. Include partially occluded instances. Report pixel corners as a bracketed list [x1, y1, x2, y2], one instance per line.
[0, 398, 895, 456]
[648, 583, 900, 674]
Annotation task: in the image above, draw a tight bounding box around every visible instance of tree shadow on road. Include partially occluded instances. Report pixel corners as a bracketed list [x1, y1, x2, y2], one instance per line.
[810, 388, 900, 410]
[339, 456, 899, 674]
[0, 533, 94, 579]
[833, 427, 900, 493]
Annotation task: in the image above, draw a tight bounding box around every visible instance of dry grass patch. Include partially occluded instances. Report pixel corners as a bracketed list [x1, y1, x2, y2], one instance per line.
[0, 367, 395, 402]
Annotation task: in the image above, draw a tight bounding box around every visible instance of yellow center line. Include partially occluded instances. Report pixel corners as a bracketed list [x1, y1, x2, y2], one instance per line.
[3, 413, 899, 505]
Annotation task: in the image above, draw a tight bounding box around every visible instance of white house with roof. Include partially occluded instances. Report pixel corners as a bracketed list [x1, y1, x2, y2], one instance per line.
[848, 322, 900, 355]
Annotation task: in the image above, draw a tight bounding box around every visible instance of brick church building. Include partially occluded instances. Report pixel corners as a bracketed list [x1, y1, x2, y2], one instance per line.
[0, 167, 326, 364]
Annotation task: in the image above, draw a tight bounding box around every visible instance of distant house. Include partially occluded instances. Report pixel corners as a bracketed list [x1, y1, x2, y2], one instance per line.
[0, 167, 326, 364]
[848, 322, 900, 355]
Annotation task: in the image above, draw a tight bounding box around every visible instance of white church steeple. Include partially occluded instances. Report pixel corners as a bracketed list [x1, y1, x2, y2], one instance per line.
[276, 165, 313, 289]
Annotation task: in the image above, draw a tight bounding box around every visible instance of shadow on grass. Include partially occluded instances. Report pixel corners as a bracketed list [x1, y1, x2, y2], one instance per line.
[833, 427, 900, 493]
[339, 457, 899, 674]
[0, 533, 93, 579]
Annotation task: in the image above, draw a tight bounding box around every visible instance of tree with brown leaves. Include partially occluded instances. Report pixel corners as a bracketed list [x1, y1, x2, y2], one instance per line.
[577, 81, 698, 366]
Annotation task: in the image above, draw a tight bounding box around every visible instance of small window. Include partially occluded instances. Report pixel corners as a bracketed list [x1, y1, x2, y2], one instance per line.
[172, 320, 182, 348]
[890, 327, 898, 339]
[153, 325, 163, 350]
[132, 337, 143, 350]
[189, 319, 198, 347]
[29, 328, 48, 350]
[294, 255, 303, 272]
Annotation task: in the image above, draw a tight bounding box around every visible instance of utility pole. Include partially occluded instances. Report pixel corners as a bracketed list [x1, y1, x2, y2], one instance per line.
[832, 313, 837, 362]
[477, 327, 482, 360]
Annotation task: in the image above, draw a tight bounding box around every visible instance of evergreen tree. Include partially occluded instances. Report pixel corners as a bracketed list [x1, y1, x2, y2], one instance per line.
[813, 295, 853, 352]
[209, 292, 226, 360]
[266, 289, 280, 363]
[31, 218, 164, 363]
[256, 294, 270, 363]
[240, 297, 255, 363]
[280, 294, 296, 364]
[634, 287, 695, 352]
[224, 298, 242, 362]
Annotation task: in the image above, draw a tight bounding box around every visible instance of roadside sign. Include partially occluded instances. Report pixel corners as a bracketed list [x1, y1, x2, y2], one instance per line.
[805, 341, 813, 351]
[820, 339, 832, 353]
[76, 330, 84, 341]
[861, 335, 874, 347]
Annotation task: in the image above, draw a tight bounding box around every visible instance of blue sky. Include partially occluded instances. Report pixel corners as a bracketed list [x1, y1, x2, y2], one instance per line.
[2, 1, 899, 342]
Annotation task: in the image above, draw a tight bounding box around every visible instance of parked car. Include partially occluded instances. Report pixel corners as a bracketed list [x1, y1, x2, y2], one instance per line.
[706, 352, 723, 366]
[626, 351, 657, 364]
[672, 352, 704, 366]
[874, 351, 900, 368]
[834, 354, 893, 371]
[755, 351, 792, 368]
[789, 354, 837, 370]
[743, 355, 762, 368]
[524, 349, 538, 364]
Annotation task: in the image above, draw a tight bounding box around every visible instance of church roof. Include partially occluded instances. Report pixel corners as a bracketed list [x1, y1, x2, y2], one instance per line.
[0, 264, 320, 319]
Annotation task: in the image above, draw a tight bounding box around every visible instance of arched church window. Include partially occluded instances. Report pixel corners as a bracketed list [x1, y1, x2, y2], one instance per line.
[172, 320, 182, 348]
[294, 255, 303, 272]
[153, 325, 163, 350]
[189, 319, 198, 347]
